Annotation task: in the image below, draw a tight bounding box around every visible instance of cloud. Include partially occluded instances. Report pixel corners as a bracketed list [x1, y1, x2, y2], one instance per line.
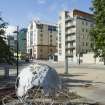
[47, 0, 69, 13]
[70, 0, 78, 3]
[36, 0, 47, 4]
[27, 12, 40, 22]
[70, 0, 78, 5]
[48, 3, 57, 12]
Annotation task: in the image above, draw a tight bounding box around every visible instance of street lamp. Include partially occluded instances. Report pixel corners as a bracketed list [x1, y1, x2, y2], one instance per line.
[14, 26, 19, 76]
[65, 38, 68, 74]
[78, 34, 81, 65]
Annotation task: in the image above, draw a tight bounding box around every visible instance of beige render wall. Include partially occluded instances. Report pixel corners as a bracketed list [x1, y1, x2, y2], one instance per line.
[81, 52, 103, 64]
[36, 45, 56, 59]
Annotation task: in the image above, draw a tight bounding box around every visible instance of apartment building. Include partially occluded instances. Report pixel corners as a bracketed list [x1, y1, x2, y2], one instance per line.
[27, 20, 57, 59]
[58, 9, 94, 62]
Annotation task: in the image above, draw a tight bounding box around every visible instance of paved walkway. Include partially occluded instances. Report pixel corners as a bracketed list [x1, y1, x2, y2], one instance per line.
[1, 61, 105, 104]
[56, 67, 105, 104]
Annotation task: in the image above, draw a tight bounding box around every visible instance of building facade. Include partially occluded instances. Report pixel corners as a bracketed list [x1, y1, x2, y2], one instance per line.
[58, 9, 94, 62]
[5, 26, 17, 51]
[18, 28, 27, 54]
[27, 20, 57, 59]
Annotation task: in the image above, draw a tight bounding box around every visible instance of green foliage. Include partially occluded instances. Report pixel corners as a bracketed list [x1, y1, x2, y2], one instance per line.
[0, 15, 15, 64]
[90, 0, 105, 63]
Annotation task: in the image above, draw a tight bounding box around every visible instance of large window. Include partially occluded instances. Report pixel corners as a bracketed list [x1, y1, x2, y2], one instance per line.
[48, 26, 57, 31]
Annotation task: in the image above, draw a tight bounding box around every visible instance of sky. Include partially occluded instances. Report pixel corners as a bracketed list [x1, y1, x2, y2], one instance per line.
[0, 0, 92, 28]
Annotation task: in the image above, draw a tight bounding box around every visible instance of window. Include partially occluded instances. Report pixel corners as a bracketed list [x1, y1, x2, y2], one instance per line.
[37, 24, 43, 29]
[86, 29, 88, 32]
[59, 32, 61, 35]
[82, 28, 84, 32]
[82, 21, 84, 25]
[86, 21, 88, 26]
[85, 50, 87, 53]
[91, 43, 93, 47]
[40, 29, 43, 32]
[59, 37, 61, 41]
[40, 34, 43, 37]
[40, 49, 43, 52]
[59, 50, 62, 55]
[50, 30, 52, 33]
[50, 35, 52, 38]
[82, 49, 84, 53]
[86, 42, 88, 46]
[83, 42, 84, 46]
[53, 26, 57, 31]
[50, 38, 52, 42]
[70, 50, 73, 54]
[50, 49, 52, 53]
[59, 44, 61, 48]
[48, 26, 57, 31]
[70, 42, 73, 46]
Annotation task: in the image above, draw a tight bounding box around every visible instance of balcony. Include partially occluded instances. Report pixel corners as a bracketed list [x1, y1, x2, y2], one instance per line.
[66, 32, 75, 36]
[66, 22, 76, 28]
[65, 28, 76, 34]
[66, 35, 76, 41]
[66, 46, 75, 50]
[66, 53, 73, 57]
[65, 17, 73, 23]
[65, 25, 75, 30]
[66, 39, 75, 43]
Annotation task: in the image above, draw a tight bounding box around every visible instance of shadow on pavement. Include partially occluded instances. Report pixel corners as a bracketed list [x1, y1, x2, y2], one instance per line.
[59, 73, 88, 77]
[61, 74, 93, 88]
[0, 76, 16, 88]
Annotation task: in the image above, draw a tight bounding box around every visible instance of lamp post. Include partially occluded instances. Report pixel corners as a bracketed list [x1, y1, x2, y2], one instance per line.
[16, 26, 19, 76]
[65, 38, 68, 74]
[65, 56, 68, 74]
[78, 34, 81, 65]
[14, 26, 19, 76]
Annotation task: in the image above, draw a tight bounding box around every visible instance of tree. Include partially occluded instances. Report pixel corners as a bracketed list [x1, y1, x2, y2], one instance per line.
[0, 15, 15, 64]
[90, 0, 105, 65]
